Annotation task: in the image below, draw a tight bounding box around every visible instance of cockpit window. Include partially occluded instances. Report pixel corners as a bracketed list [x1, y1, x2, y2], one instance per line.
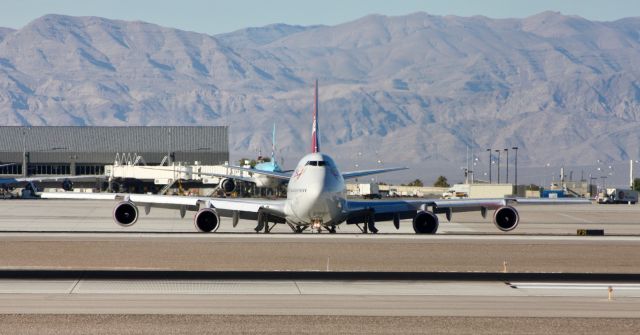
[305, 161, 326, 167]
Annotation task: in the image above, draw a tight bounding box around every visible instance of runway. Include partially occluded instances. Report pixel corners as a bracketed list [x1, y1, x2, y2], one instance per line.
[0, 276, 639, 317]
[0, 199, 639, 333]
[0, 272, 639, 334]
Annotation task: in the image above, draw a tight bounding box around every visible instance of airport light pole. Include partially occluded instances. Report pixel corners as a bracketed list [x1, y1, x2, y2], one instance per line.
[472, 157, 478, 184]
[486, 149, 492, 184]
[22, 129, 26, 177]
[512, 147, 518, 188]
[504, 148, 509, 184]
[21, 127, 31, 177]
[354, 163, 359, 183]
[495, 149, 501, 184]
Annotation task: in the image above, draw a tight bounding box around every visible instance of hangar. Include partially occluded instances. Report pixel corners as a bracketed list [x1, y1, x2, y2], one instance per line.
[0, 126, 229, 178]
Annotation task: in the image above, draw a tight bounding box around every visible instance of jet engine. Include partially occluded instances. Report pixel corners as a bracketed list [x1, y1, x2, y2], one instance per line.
[112, 201, 138, 227]
[194, 208, 220, 232]
[61, 179, 73, 191]
[493, 206, 519, 232]
[412, 211, 439, 234]
[220, 178, 236, 193]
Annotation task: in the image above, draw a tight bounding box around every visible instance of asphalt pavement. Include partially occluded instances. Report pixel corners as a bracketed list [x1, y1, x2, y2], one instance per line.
[0, 199, 639, 333]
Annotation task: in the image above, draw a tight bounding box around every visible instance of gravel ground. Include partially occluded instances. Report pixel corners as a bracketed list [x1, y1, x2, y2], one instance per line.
[0, 237, 639, 273]
[1, 315, 639, 335]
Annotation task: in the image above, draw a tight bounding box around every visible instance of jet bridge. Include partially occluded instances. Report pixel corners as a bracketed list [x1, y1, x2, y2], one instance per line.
[104, 160, 255, 195]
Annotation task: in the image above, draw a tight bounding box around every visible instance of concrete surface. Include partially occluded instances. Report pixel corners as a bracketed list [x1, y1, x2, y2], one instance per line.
[0, 278, 639, 317]
[0, 199, 639, 334]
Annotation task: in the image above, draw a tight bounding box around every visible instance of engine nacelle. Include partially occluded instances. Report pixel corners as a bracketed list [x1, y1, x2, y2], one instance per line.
[220, 178, 236, 193]
[493, 206, 519, 232]
[61, 179, 73, 191]
[194, 208, 220, 232]
[412, 211, 439, 234]
[113, 201, 138, 227]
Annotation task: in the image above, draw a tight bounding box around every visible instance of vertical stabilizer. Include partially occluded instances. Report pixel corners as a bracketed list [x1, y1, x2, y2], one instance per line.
[271, 123, 276, 163]
[311, 80, 320, 153]
[254, 123, 282, 173]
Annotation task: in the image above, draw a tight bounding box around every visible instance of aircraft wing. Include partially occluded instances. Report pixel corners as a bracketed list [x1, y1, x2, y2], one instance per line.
[342, 167, 407, 180]
[346, 197, 591, 218]
[39, 192, 286, 219]
[220, 165, 292, 180]
[0, 175, 105, 185]
[139, 166, 258, 184]
[504, 197, 593, 205]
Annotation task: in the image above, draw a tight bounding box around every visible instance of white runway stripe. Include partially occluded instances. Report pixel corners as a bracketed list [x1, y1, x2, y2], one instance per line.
[558, 213, 595, 223]
[510, 282, 640, 290]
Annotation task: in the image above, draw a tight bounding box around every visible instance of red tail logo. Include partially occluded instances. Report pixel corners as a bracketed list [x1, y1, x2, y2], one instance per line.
[311, 80, 320, 153]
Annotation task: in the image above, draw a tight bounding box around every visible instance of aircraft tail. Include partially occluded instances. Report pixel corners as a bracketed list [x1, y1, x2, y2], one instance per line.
[271, 123, 276, 163]
[311, 80, 320, 153]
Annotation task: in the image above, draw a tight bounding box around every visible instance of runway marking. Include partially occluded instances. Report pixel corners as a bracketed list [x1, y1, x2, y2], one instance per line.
[0, 279, 516, 296]
[69, 277, 82, 294]
[508, 282, 640, 298]
[510, 282, 640, 290]
[558, 213, 595, 224]
[294, 281, 303, 295]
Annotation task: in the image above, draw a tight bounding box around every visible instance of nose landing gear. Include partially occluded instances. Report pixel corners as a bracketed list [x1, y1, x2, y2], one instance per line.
[311, 219, 322, 233]
[310, 218, 336, 233]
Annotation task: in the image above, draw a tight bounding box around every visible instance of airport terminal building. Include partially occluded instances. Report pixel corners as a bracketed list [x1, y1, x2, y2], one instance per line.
[0, 126, 229, 177]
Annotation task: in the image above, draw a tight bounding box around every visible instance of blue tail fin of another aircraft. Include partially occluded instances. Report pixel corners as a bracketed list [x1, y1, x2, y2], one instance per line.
[255, 122, 282, 173]
[271, 123, 276, 164]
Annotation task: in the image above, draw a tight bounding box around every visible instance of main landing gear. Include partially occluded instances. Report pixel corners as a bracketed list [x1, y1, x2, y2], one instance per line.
[355, 215, 378, 234]
[254, 212, 277, 233]
[286, 222, 309, 234]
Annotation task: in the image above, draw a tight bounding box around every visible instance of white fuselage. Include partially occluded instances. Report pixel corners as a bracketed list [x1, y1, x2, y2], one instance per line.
[253, 174, 281, 189]
[283, 153, 346, 226]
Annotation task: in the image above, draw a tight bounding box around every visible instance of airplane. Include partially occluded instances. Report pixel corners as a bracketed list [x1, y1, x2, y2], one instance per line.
[216, 123, 286, 192]
[249, 123, 287, 187]
[255, 123, 284, 173]
[40, 80, 589, 234]
[136, 123, 286, 194]
[1, 160, 102, 192]
[1, 174, 105, 197]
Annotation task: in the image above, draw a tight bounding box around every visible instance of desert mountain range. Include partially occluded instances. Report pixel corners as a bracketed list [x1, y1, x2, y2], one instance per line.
[1, 12, 640, 184]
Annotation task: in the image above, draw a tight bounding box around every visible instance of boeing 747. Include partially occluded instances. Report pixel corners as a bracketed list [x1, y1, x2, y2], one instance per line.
[41, 81, 589, 234]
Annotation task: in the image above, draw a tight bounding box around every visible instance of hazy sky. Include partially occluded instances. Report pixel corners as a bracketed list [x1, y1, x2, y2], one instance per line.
[1, 0, 639, 35]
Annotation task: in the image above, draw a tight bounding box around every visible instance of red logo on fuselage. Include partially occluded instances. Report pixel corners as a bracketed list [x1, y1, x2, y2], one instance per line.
[293, 167, 305, 180]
